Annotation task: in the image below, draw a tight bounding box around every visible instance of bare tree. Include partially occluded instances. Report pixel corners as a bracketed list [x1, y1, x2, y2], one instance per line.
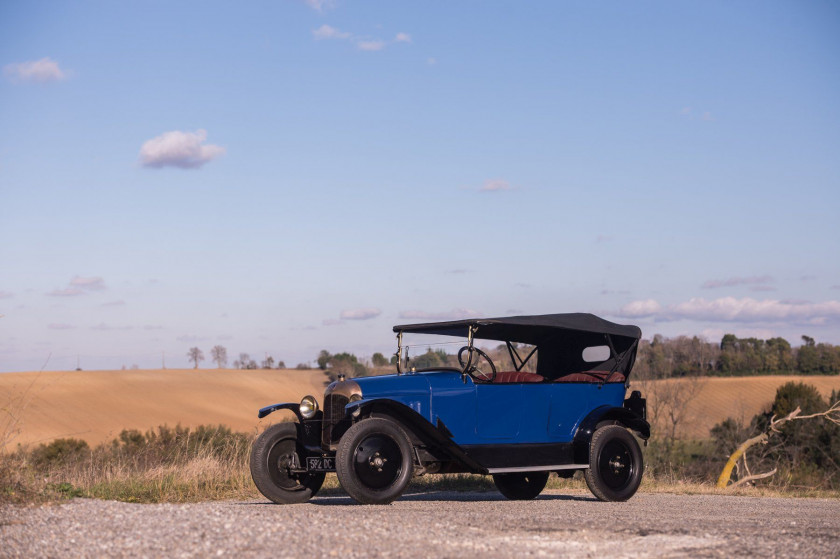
[233, 352, 250, 369]
[187, 347, 205, 369]
[210, 345, 228, 368]
[717, 400, 840, 488]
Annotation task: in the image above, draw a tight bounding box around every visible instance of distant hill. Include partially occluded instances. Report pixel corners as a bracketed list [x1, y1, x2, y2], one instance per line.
[1, 368, 329, 450]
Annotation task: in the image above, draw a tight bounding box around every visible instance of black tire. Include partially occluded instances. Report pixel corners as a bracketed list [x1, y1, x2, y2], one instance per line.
[336, 418, 414, 505]
[492, 471, 549, 500]
[250, 423, 326, 504]
[584, 425, 643, 502]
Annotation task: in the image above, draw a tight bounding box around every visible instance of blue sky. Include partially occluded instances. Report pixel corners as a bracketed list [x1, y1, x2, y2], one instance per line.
[1, 1, 839, 371]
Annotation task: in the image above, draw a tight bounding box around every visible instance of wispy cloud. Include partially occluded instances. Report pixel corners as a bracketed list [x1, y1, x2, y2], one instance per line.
[91, 323, 133, 331]
[312, 24, 351, 40]
[304, 0, 334, 12]
[71, 276, 106, 291]
[47, 287, 85, 297]
[701, 275, 773, 289]
[322, 318, 343, 326]
[478, 179, 512, 192]
[340, 308, 381, 320]
[101, 300, 126, 307]
[617, 296, 840, 325]
[357, 40, 386, 52]
[176, 334, 209, 342]
[398, 308, 480, 321]
[139, 129, 225, 169]
[0, 291, 13, 299]
[4, 57, 67, 84]
[47, 323, 75, 330]
[312, 24, 410, 52]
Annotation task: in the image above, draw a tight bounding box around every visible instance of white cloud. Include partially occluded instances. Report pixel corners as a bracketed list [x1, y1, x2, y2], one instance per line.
[47, 287, 85, 297]
[618, 296, 840, 324]
[71, 276, 106, 291]
[47, 323, 75, 330]
[4, 57, 67, 84]
[619, 299, 662, 318]
[702, 275, 772, 289]
[395, 32, 411, 43]
[139, 129, 225, 169]
[357, 40, 386, 52]
[340, 308, 381, 320]
[427, 57, 437, 65]
[479, 179, 512, 192]
[398, 308, 480, 320]
[312, 24, 351, 40]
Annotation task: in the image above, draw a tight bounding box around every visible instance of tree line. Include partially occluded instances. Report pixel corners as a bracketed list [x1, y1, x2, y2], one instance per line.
[634, 333, 840, 379]
[185, 346, 305, 370]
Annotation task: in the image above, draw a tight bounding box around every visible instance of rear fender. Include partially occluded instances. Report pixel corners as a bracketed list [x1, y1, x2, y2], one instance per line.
[572, 405, 651, 463]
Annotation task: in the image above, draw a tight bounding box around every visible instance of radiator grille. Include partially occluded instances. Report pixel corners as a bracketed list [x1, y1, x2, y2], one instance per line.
[322, 393, 349, 448]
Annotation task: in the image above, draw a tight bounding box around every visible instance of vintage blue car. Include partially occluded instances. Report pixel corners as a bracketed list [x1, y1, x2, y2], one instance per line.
[250, 313, 649, 504]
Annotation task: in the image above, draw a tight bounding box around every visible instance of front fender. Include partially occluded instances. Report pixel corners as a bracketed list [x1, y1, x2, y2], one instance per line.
[345, 398, 486, 473]
[258, 402, 302, 421]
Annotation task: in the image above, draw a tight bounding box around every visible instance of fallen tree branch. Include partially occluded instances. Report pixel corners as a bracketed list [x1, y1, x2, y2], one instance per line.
[729, 468, 778, 489]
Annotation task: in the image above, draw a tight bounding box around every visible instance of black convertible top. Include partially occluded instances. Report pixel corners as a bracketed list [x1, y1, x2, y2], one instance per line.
[393, 313, 640, 342]
[394, 313, 641, 380]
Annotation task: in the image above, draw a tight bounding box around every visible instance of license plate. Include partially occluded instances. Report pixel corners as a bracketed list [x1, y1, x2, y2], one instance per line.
[306, 456, 335, 472]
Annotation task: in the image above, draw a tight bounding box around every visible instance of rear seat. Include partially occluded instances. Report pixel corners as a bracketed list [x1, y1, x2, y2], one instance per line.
[554, 371, 625, 383]
[493, 371, 544, 383]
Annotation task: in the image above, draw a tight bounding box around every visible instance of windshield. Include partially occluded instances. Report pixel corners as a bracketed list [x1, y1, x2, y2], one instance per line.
[397, 334, 538, 374]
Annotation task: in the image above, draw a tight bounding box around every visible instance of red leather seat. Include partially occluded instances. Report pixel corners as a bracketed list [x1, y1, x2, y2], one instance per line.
[554, 371, 625, 383]
[493, 371, 544, 383]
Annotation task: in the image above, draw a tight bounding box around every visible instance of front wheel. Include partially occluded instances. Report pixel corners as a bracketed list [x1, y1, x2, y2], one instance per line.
[584, 425, 643, 502]
[250, 423, 325, 504]
[493, 471, 549, 500]
[336, 418, 414, 504]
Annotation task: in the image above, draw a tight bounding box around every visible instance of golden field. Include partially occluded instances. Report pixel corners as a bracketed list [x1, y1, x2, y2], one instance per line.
[1, 368, 330, 450]
[2, 369, 839, 449]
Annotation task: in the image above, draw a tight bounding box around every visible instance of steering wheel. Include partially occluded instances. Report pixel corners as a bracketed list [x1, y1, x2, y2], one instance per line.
[457, 346, 497, 382]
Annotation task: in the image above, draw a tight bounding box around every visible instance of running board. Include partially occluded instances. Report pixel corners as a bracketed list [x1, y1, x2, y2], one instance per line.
[486, 464, 589, 474]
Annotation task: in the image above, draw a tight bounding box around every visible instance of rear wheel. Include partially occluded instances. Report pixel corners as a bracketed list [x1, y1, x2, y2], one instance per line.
[492, 471, 549, 500]
[584, 425, 643, 502]
[250, 423, 325, 504]
[336, 418, 414, 504]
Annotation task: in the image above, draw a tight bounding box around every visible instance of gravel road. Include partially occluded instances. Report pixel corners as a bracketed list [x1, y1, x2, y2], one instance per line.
[2, 490, 837, 558]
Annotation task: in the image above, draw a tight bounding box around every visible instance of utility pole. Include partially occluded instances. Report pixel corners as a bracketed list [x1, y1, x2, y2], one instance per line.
[162, 351, 166, 370]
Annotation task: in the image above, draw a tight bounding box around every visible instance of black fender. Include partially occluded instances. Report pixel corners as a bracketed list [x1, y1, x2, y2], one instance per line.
[345, 399, 486, 473]
[572, 405, 651, 463]
[257, 403, 323, 451]
[258, 402, 303, 421]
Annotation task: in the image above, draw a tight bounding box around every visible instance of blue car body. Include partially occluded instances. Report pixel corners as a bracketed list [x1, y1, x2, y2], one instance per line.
[351, 371, 626, 444]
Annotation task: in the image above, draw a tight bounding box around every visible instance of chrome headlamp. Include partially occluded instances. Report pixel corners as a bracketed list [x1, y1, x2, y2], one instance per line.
[300, 395, 319, 419]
